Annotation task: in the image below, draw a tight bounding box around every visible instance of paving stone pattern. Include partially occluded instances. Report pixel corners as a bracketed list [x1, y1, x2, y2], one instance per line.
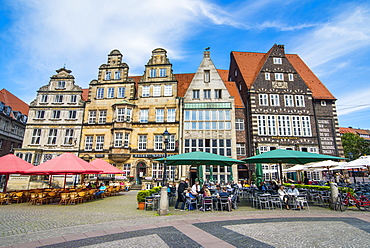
[1, 190, 370, 247]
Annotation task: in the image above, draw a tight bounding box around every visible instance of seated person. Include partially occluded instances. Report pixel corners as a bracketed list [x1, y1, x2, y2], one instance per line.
[95, 183, 106, 198]
[191, 181, 201, 195]
[278, 185, 289, 209]
[217, 187, 229, 198]
[287, 184, 299, 196]
[185, 188, 197, 210]
[203, 187, 211, 197]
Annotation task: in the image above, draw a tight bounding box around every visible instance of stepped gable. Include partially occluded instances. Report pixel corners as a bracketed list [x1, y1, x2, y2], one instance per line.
[0, 88, 29, 115]
[175, 73, 195, 97]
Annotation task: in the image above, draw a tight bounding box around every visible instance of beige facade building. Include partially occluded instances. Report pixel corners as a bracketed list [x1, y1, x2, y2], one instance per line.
[14, 68, 86, 164]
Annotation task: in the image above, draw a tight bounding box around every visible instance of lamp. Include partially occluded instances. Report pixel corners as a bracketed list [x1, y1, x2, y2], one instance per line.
[159, 129, 171, 215]
[162, 129, 171, 185]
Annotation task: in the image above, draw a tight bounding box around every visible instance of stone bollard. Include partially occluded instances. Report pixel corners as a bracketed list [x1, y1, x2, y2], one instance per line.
[158, 186, 169, 216]
[330, 182, 338, 209]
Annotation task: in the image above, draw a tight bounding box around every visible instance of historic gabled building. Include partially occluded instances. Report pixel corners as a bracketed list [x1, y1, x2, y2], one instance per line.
[14, 68, 86, 164]
[80, 50, 136, 169]
[0, 89, 29, 156]
[229, 44, 343, 180]
[178, 50, 245, 183]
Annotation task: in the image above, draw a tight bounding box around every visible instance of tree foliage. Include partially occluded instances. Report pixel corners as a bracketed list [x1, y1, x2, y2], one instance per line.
[341, 133, 370, 160]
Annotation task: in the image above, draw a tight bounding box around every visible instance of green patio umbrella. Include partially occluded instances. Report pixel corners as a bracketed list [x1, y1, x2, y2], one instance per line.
[243, 149, 345, 182]
[155, 151, 244, 185]
[209, 165, 214, 182]
[255, 148, 264, 186]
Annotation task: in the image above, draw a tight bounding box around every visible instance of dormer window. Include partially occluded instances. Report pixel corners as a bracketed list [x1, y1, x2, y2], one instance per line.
[105, 71, 111, 80]
[40, 95, 48, 103]
[159, 68, 166, 77]
[288, 74, 294, 81]
[56, 81, 65, 89]
[273, 58, 282, 64]
[321, 100, 326, 106]
[265, 73, 270, 80]
[150, 69, 157, 78]
[55, 95, 63, 103]
[115, 71, 121, 80]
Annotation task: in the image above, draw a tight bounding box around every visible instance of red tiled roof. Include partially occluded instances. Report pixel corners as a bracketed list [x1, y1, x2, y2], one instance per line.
[352, 128, 370, 136]
[217, 69, 244, 109]
[286, 54, 335, 100]
[175, 73, 195, 97]
[231, 48, 336, 100]
[0, 88, 29, 115]
[339, 127, 356, 134]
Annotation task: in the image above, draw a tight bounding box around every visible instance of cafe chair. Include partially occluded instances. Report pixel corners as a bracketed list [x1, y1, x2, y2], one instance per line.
[185, 196, 198, 211]
[219, 197, 232, 212]
[202, 196, 214, 212]
[28, 193, 38, 205]
[145, 196, 156, 211]
[59, 193, 70, 205]
[296, 195, 310, 211]
[0, 193, 10, 205]
[270, 195, 283, 210]
[12, 192, 24, 204]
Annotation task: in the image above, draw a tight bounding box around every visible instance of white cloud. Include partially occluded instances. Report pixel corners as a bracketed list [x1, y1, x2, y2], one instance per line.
[336, 88, 370, 116]
[292, 5, 370, 68]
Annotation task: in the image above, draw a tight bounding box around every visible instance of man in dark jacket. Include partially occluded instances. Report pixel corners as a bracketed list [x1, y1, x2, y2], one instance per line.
[174, 178, 189, 211]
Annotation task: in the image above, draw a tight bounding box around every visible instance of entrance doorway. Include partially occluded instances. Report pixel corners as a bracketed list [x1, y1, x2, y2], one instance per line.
[136, 162, 147, 184]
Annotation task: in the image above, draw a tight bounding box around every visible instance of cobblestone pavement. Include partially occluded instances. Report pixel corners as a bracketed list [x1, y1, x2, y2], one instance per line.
[1, 190, 369, 247]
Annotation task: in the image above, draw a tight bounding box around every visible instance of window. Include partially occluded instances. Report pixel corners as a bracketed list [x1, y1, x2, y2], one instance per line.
[41, 95, 48, 103]
[193, 90, 200, 99]
[88, 110, 97, 124]
[288, 74, 294, 81]
[107, 88, 115, 98]
[99, 110, 107, 124]
[265, 72, 270, 80]
[204, 89, 211, 99]
[292, 116, 301, 136]
[270, 94, 280, 106]
[57, 81, 65, 89]
[321, 100, 326, 106]
[105, 71, 111, 80]
[123, 163, 131, 176]
[114, 133, 123, 147]
[234, 69, 238, 77]
[301, 116, 312, 136]
[96, 135, 104, 151]
[117, 108, 125, 122]
[278, 115, 291, 136]
[260, 146, 268, 153]
[126, 108, 132, 122]
[164, 85, 172, 96]
[55, 95, 63, 103]
[118, 87, 125, 98]
[267, 115, 277, 135]
[154, 135, 163, 151]
[24, 153, 32, 163]
[139, 109, 148, 123]
[96, 88, 104, 99]
[36, 110, 45, 119]
[215, 89, 222, 99]
[31, 129, 41, 144]
[138, 135, 147, 150]
[142, 86, 150, 97]
[275, 73, 284, 81]
[115, 71, 121, 80]
[159, 68, 166, 77]
[295, 95, 305, 107]
[284, 95, 294, 107]
[64, 129, 74, 145]
[167, 109, 176, 122]
[52, 110, 61, 119]
[257, 115, 267, 135]
[150, 69, 156, 77]
[168, 135, 176, 151]
[70, 95, 77, 103]
[47, 129, 58, 144]
[204, 70, 210, 82]
[68, 110, 77, 119]
[152, 163, 163, 179]
[156, 109, 164, 122]
[259, 94, 268, 106]
[124, 133, 130, 148]
[85, 136, 93, 151]
[153, 85, 161, 97]
[236, 143, 246, 156]
[273, 57, 282, 64]
[235, 118, 244, 130]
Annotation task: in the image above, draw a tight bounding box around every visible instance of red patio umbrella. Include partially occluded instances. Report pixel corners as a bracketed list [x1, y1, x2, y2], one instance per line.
[25, 153, 102, 189]
[0, 154, 34, 192]
[89, 159, 124, 174]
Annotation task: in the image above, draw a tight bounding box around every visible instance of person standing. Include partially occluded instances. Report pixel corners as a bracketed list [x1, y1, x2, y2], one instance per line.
[174, 178, 189, 210]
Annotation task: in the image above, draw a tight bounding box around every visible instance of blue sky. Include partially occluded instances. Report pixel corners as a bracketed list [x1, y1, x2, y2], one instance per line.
[1, 0, 370, 129]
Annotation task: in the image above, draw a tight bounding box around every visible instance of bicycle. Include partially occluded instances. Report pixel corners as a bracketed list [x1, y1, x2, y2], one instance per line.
[335, 192, 370, 211]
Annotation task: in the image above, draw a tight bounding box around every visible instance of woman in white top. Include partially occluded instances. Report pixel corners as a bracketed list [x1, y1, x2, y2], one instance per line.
[278, 185, 289, 209]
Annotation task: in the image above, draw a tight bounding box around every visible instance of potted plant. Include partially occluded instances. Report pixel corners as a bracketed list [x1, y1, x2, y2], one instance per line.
[136, 190, 150, 210]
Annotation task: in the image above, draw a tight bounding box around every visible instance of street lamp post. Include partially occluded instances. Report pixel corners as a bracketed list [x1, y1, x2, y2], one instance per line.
[158, 129, 171, 215]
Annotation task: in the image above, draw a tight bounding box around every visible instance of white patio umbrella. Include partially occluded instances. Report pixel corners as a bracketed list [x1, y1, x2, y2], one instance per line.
[283, 164, 308, 172]
[306, 160, 341, 169]
[345, 156, 370, 169]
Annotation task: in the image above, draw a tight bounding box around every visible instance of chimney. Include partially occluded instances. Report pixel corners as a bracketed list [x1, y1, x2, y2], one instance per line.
[277, 44, 285, 54]
[204, 51, 210, 58]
